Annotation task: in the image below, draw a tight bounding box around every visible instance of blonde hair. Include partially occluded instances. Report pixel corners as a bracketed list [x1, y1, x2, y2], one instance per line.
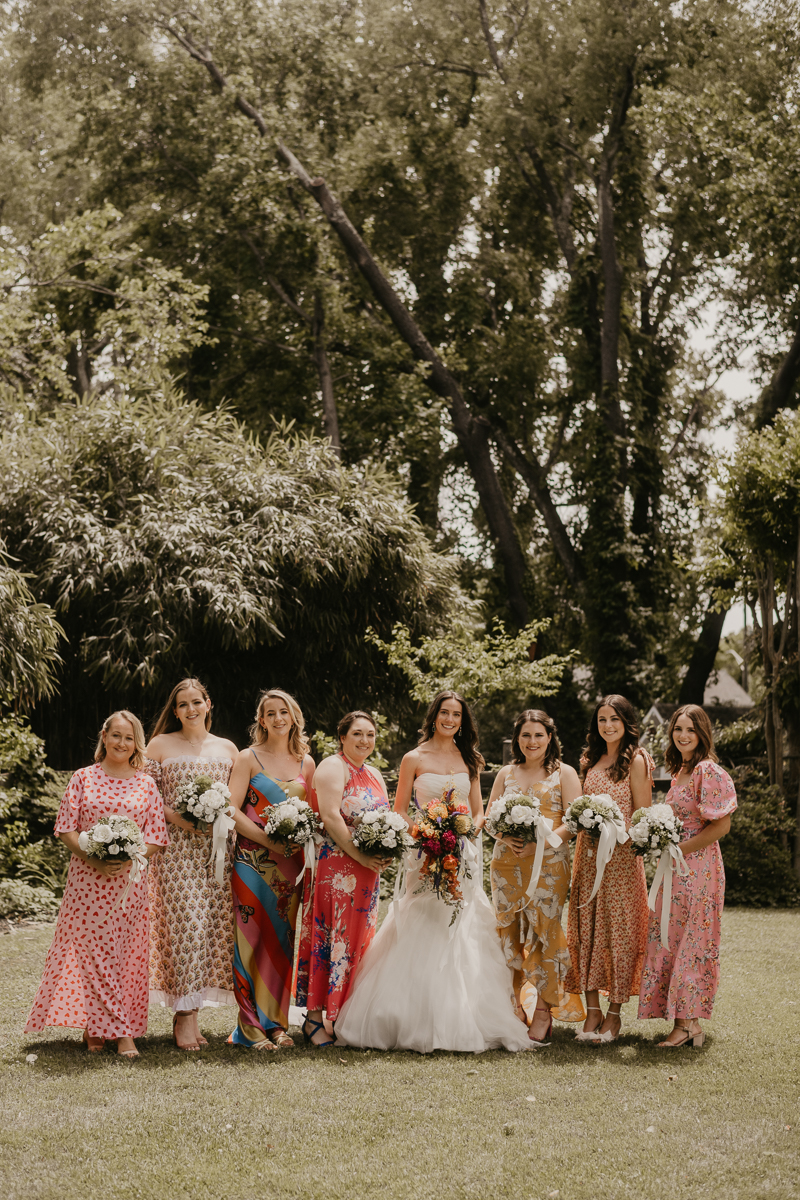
[249, 689, 309, 761]
[95, 711, 146, 770]
[151, 677, 212, 737]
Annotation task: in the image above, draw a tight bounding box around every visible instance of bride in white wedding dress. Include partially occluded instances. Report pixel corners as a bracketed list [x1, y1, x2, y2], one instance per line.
[335, 692, 533, 1054]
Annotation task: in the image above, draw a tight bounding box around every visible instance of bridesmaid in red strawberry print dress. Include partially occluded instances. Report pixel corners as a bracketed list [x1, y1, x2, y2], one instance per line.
[638, 705, 736, 1048]
[25, 712, 168, 1058]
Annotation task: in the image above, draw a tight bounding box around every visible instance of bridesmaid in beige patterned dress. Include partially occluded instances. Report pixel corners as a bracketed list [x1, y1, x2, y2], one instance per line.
[565, 694, 652, 1044]
[145, 678, 238, 1051]
[486, 710, 586, 1044]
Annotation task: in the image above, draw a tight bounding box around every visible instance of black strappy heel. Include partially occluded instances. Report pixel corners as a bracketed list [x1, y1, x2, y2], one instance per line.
[302, 1016, 335, 1048]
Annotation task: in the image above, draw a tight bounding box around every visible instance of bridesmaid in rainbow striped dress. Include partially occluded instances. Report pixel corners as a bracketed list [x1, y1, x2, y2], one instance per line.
[227, 689, 315, 1049]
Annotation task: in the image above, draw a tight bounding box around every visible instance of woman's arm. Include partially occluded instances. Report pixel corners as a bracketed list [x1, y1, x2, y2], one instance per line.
[680, 814, 732, 857]
[227, 750, 297, 855]
[393, 751, 419, 822]
[301, 754, 316, 790]
[551, 763, 582, 842]
[630, 752, 652, 812]
[315, 757, 387, 872]
[468, 774, 484, 832]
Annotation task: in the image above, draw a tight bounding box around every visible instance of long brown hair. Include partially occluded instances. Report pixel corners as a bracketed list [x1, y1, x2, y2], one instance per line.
[94, 710, 146, 770]
[337, 710, 376, 745]
[150, 677, 212, 737]
[249, 688, 309, 760]
[664, 704, 718, 775]
[418, 691, 484, 781]
[580, 694, 642, 784]
[511, 709, 561, 773]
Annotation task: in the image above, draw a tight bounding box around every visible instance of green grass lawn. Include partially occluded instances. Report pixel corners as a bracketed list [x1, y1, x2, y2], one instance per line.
[1, 908, 798, 1200]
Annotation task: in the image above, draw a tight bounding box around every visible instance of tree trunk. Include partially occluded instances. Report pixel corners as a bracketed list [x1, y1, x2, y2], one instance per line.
[754, 309, 800, 428]
[678, 599, 730, 705]
[312, 293, 342, 459]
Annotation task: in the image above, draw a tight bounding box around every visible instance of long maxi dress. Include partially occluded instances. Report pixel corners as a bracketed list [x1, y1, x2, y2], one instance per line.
[489, 767, 585, 1023]
[565, 757, 651, 1005]
[295, 753, 389, 1022]
[147, 755, 236, 1012]
[335, 772, 532, 1053]
[25, 764, 169, 1039]
[638, 760, 737, 1021]
[230, 753, 306, 1046]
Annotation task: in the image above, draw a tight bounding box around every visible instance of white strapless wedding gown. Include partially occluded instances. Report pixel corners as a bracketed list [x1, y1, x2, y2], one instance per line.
[335, 773, 532, 1053]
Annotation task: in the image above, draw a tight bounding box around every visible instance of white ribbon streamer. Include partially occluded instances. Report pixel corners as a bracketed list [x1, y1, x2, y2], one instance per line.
[648, 843, 689, 948]
[580, 814, 630, 905]
[447, 836, 479, 941]
[210, 806, 236, 886]
[295, 833, 323, 887]
[100, 850, 148, 925]
[524, 814, 563, 899]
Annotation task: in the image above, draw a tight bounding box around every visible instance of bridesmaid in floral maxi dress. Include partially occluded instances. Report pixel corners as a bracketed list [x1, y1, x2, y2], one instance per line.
[26, 712, 168, 1058]
[227, 688, 315, 1050]
[146, 678, 239, 1051]
[486, 710, 586, 1043]
[639, 704, 736, 1047]
[295, 711, 390, 1047]
[565, 695, 652, 1043]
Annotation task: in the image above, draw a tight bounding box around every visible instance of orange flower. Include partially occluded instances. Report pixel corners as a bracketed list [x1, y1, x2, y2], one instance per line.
[410, 825, 419, 838]
[442, 854, 458, 870]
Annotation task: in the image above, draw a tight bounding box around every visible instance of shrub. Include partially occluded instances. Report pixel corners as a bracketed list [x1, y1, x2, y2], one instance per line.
[0, 878, 59, 921]
[0, 713, 69, 884]
[723, 767, 800, 906]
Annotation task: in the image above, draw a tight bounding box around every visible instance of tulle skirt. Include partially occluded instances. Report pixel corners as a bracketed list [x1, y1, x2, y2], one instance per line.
[335, 847, 532, 1054]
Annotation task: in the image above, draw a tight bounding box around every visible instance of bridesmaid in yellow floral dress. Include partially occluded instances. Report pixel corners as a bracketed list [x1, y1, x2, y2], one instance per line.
[145, 678, 239, 1051]
[565, 695, 652, 1043]
[486, 709, 585, 1044]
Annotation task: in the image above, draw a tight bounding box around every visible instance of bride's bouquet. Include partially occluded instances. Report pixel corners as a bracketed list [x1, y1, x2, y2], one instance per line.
[263, 798, 324, 884]
[351, 809, 415, 862]
[410, 782, 477, 924]
[173, 774, 235, 885]
[564, 793, 629, 905]
[630, 803, 688, 948]
[486, 787, 562, 898]
[79, 814, 147, 913]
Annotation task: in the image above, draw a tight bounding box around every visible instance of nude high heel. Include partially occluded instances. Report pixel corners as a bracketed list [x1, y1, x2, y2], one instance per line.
[658, 1020, 705, 1048]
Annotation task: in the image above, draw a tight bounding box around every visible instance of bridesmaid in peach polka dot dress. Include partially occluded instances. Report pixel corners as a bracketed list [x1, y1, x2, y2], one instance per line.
[565, 695, 652, 1044]
[25, 712, 168, 1058]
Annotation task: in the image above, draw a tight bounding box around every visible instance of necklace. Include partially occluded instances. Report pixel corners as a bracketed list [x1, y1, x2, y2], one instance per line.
[180, 730, 207, 750]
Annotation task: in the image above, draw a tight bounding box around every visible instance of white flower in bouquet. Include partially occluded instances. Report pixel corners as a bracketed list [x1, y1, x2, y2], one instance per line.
[264, 798, 323, 855]
[79, 814, 145, 861]
[351, 809, 415, 861]
[629, 803, 684, 863]
[485, 790, 543, 842]
[564, 794, 624, 838]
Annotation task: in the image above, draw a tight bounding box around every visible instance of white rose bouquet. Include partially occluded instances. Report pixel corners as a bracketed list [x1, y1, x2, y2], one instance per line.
[629, 803, 684, 865]
[564, 793, 626, 838]
[173, 774, 232, 829]
[351, 809, 416, 862]
[630, 803, 689, 948]
[79, 815, 147, 914]
[564, 793, 630, 905]
[173, 774, 236, 885]
[263, 798, 324, 885]
[485, 790, 542, 842]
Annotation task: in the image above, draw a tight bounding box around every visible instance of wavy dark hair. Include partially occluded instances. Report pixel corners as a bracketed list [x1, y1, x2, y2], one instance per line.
[511, 709, 561, 772]
[337, 710, 376, 746]
[150, 677, 212, 738]
[580, 694, 642, 784]
[418, 691, 484, 781]
[664, 704, 718, 776]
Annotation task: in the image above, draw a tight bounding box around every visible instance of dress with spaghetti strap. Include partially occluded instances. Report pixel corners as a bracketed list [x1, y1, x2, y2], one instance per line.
[295, 753, 389, 1021]
[230, 751, 306, 1045]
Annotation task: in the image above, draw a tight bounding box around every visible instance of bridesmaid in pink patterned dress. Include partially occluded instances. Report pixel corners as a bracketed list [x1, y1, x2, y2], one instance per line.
[25, 712, 168, 1058]
[295, 711, 390, 1046]
[145, 678, 239, 1051]
[565, 695, 652, 1043]
[639, 704, 736, 1047]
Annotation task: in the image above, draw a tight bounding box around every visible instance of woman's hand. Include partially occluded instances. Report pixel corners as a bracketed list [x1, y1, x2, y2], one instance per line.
[92, 857, 131, 879]
[165, 807, 211, 838]
[352, 846, 391, 873]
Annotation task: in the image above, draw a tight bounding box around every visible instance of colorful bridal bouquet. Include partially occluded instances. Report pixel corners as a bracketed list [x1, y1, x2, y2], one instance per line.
[173, 774, 235, 885]
[263, 798, 324, 884]
[410, 783, 477, 924]
[630, 803, 688, 948]
[486, 787, 562, 897]
[79, 815, 147, 913]
[564, 793, 629, 904]
[351, 809, 415, 862]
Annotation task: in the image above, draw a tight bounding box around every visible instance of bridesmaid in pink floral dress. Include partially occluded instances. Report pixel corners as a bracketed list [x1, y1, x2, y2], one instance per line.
[639, 704, 736, 1047]
[565, 695, 652, 1043]
[295, 711, 390, 1046]
[25, 712, 168, 1058]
